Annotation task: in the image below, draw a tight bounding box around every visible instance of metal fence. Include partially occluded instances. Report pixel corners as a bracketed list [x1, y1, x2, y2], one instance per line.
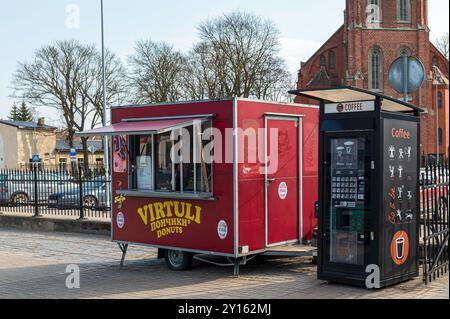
[0, 164, 111, 220]
[420, 159, 449, 285]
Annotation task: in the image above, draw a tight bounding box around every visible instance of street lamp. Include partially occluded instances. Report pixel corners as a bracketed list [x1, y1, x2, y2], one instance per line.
[100, 0, 112, 213]
[101, 0, 109, 175]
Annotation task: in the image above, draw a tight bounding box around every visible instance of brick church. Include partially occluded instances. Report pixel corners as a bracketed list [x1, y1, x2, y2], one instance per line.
[295, 0, 449, 160]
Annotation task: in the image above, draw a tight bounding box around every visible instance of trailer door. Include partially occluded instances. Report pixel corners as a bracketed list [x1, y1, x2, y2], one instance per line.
[265, 116, 302, 247]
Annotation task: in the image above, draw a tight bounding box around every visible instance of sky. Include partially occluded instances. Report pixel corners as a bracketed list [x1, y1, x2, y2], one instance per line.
[0, 0, 448, 126]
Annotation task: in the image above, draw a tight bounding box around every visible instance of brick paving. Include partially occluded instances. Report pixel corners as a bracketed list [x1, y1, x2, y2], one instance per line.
[0, 228, 448, 299]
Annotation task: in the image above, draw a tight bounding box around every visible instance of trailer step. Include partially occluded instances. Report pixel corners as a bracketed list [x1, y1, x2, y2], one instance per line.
[262, 244, 317, 257]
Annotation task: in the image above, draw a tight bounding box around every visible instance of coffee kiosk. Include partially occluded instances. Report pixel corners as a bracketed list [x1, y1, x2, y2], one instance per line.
[290, 87, 423, 287]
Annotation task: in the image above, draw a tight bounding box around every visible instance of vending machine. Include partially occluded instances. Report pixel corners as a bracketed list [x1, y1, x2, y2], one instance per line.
[289, 87, 423, 288]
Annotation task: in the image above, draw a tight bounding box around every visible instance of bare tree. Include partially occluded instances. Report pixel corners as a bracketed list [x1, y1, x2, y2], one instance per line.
[12, 40, 126, 172]
[182, 42, 228, 100]
[128, 40, 185, 103]
[435, 33, 449, 60]
[76, 49, 128, 167]
[251, 57, 294, 102]
[193, 11, 289, 100]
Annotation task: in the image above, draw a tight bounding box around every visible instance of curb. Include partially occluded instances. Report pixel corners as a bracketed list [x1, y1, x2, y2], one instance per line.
[0, 214, 111, 236]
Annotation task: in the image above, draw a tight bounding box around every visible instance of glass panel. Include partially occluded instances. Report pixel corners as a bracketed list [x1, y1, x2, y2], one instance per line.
[136, 136, 153, 190]
[183, 126, 195, 192]
[326, 136, 371, 266]
[197, 121, 212, 193]
[127, 120, 213, 195]
[155, 132, 173, 191]
[371, 51, 380, 90]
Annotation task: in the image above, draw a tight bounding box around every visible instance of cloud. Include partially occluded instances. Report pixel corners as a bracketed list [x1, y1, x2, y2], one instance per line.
[280, 37, 322, 74]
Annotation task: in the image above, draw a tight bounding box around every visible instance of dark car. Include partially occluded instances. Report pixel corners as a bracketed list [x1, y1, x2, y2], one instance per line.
[48, 178, 109, 210]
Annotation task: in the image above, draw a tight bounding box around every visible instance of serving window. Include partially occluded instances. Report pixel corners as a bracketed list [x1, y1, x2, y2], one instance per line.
[128, 120, 213, 196]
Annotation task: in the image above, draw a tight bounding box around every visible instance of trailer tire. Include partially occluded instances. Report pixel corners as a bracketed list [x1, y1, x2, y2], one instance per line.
[165, 250, 193, 271]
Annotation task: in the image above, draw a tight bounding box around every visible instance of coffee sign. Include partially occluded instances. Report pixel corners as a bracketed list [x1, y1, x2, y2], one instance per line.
[383, 118, 418, 274]
[325, 101, 375, 114]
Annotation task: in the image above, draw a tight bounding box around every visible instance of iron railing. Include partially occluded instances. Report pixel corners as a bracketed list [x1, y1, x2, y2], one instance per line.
[0, 164, 111, 220]
[420, 158, 449, 285]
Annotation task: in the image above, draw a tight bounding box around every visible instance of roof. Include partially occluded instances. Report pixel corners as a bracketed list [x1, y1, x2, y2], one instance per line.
[56, 140, 104, 152]
[307, 66, 338, 87]
[288, 86, 424, 115]
[111, 98, 235, 110]
[432, 66, 449, 86]
[0, 120, 56, 130]
[303, 25, 344, 66]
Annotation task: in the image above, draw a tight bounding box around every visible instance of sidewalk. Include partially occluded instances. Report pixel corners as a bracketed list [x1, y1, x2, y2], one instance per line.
[0, 229, 448, 299]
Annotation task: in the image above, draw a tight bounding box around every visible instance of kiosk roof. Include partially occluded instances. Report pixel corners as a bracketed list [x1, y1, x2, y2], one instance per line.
[289, 86, 423, 115]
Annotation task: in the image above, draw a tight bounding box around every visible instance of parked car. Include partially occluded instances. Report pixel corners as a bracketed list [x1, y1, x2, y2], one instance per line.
[48, 177, 109, 210]
[420, 168, 448, 215]
[0, 172, 73, 205]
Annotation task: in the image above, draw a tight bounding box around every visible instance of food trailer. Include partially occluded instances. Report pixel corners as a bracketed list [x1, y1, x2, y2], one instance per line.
[289, 87, 423, 288]
[79, 98, 319, 273]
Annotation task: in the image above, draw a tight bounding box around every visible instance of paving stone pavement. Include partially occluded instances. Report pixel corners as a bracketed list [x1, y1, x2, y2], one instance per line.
[0, 228, 448, 299]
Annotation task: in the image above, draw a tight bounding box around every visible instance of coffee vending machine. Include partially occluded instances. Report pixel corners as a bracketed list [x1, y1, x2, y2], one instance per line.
[290, 87, 422, 288]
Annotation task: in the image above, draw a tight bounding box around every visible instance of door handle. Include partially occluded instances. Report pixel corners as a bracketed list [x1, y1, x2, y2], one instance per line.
[266, 178, 276, 186]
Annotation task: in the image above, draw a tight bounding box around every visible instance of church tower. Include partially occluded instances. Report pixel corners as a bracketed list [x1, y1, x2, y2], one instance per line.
[295, 0, 448, 158]
[344, 0, 431, 108]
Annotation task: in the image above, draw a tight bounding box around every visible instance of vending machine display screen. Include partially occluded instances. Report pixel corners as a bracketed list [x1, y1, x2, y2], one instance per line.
[327, 136, 371, 266]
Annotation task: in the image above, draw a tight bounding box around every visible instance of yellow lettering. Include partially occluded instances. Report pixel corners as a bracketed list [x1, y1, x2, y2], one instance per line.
[174, 201, 184, 218]
[185, 203, 195, 222]
[148, 204, 155, 222]
[164, 201, 174, 218]
[137, 206, 148, 225]
[194, 206, 201, 224]
[139, 201, 203, 234]
[154, 202, 165, 220]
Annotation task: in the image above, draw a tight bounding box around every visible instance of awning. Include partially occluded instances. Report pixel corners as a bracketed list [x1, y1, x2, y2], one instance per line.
[76, 116, 210, 137]
[289, 86, 424, 114]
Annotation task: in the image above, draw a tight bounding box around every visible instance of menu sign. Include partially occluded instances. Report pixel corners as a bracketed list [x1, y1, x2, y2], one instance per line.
[382, 119, 418, 275]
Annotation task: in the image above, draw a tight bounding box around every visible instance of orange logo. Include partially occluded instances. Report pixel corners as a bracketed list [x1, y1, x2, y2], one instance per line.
[390, 231, 410, 265]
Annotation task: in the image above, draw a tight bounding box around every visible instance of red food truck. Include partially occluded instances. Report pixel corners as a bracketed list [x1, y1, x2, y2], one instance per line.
[79, 98, 319, 274]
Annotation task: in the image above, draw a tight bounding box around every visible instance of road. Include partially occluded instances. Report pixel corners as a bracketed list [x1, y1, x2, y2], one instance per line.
[0, 229, 448, 299]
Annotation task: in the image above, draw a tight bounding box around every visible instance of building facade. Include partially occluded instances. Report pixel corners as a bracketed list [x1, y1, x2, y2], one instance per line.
[55, 139, 104, 169]
[0, 119, 57, 169]
[0, 119, 105, 169]
[295, 0, 449, 159]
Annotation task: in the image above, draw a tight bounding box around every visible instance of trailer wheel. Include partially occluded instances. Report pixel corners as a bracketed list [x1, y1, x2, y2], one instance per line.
[165, 250, 193, 271]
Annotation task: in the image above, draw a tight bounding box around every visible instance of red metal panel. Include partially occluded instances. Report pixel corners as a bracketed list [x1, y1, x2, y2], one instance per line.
[111, 100, 235, 255]
[237, 100, 319, 252]
[301, 108, 320, 240]
[266, 119, 300, 245]
[112, 197, 235, 254]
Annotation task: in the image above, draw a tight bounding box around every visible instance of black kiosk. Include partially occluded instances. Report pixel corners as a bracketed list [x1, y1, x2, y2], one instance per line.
[290, 87, 423, 288]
